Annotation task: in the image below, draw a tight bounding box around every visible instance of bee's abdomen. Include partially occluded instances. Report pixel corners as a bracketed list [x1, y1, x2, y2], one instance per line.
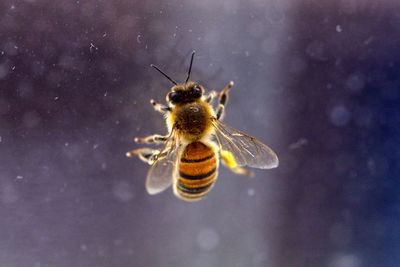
[175, 142, 218, 202]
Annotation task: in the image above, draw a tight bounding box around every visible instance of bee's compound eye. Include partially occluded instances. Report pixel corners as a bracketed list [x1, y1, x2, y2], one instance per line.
[168, 91, 179, 103]
[192, 86, 202, 97]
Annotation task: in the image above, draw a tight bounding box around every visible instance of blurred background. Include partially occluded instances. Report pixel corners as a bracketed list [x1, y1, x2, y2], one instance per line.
[1, 0, 400, 266]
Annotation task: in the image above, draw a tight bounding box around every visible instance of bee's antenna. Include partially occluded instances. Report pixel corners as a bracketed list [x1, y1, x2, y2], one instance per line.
[185, 50, 195, 83]
[150, 64, 178, 85]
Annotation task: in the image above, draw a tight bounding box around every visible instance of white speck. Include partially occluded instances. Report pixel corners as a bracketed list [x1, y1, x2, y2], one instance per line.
[54, 96, 59, 100]
[16, 175, 23, 180]
[136, 34, 142, 43]
[93, 144, 99, 150]
[89, 43, 98, 53]
[65, 142, 69, 147]
[247, 188, 255, 196]
[197, 228, 219, 251]
[10, 5, 15, 10]
[104, 91, 108, 97]
[336, 25, 342, 32]
[113, 181, 134, 202]
[11, 66, 16, 71]
[103, 32, 107, 38]
[330, 105, 351, 127]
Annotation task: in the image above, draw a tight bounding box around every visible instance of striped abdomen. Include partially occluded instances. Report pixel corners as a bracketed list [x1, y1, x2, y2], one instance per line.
[175, 142, 218, 202]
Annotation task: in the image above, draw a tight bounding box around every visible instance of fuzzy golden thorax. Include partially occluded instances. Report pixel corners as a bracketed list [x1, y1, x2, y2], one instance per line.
[166, 82, 215, 143]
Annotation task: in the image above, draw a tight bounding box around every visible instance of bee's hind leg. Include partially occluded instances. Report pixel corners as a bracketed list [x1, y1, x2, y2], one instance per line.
[216, 81, 234, 120]
[134, 134, 168, 144]
[126, 148, 160, 165]
[220, 150, 254, 177]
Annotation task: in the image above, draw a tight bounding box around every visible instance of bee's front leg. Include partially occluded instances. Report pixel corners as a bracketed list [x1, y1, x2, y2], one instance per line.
[150, 99, 171, 113]
[134, 134, 168, 144]
[216, 81, 234, 120]
[126, 148, 160, 165]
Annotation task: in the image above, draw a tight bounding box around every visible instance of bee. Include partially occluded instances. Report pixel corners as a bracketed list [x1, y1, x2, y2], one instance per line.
[126, 51, 279, 202]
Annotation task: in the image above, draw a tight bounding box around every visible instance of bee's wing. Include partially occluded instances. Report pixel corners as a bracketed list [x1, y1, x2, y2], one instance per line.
[145, 128, 180, 195]
[212, 118, 279, 169]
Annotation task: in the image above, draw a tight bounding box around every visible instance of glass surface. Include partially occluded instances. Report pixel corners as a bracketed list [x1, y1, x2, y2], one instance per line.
[1, 0, 399, 266]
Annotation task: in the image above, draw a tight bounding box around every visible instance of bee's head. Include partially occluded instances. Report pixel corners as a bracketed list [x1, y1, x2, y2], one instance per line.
[166, 82, 204, 104]
[151, 51, 203, 105]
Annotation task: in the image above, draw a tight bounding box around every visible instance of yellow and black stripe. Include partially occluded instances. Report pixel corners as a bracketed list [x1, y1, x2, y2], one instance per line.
[175, 142, 218, 202]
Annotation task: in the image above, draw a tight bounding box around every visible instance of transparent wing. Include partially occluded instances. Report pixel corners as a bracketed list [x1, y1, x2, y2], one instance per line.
[145, 128, 180, 195]
[212, 119, 279, 169]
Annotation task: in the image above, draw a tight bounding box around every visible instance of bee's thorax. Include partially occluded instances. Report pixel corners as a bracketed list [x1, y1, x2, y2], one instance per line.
[174, 101, 213, 142]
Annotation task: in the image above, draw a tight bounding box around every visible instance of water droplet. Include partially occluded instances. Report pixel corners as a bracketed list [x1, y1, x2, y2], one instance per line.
[248, 188, 255, 196]
[80, 244, 88, 251]
[197, 228, 219, 251]
[113, 181, 134, 202]
[330, 105, 351, 127]
[328, 254, 361, 267]
[345, 73, 365, 94]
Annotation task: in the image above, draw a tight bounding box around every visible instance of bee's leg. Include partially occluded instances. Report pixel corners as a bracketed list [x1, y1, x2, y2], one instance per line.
[126, 148, 160, 165]
[216, 81, 234, 120]
[220, 150, 254, 177]
[204, 90, 217, 103]
[134, 134, 168, 144]
[150, 99, 171, 113]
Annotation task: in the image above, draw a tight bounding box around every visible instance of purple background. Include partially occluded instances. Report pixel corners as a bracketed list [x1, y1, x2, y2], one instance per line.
[1, 0, 400, 266]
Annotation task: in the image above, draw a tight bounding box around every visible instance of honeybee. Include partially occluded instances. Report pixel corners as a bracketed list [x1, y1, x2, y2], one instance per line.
[126, 51, 278, 202]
